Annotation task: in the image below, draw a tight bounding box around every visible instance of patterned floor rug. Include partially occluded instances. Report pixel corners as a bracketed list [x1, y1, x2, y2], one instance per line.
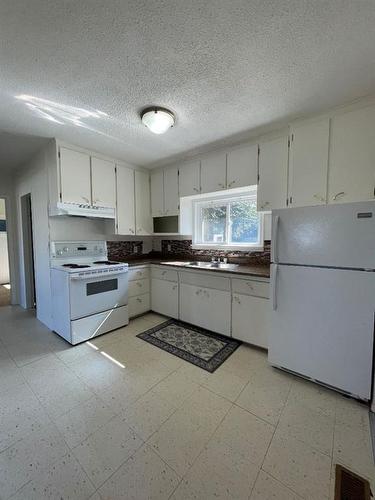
[137, 319, 241, 372]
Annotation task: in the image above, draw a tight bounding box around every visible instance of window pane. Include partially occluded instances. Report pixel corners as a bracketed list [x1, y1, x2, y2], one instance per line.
[201, 204, 227, 243]
[229, 198, 259, 244]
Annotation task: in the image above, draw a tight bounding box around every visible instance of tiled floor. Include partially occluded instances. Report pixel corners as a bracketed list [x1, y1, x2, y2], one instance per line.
[0, 306, 374, 500]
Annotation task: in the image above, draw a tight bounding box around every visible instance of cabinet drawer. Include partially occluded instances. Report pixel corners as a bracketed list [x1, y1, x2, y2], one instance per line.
[179, 271, 230, 291]
[129, 293, 150, 318]
[128, 278, 150, 297]
[232, 278, 269, 298]
[128, 267, 150, 281]
[151, 266, 178, 282]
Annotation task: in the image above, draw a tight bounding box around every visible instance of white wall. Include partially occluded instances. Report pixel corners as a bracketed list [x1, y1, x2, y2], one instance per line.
[0, 233, 9, 284]
[14, 144, 53, 328]
[0, 175, 18, 302]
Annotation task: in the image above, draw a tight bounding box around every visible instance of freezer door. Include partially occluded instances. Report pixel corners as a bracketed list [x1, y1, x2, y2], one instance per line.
[272, 201, 375, 269]
[269, 264, 375, 400]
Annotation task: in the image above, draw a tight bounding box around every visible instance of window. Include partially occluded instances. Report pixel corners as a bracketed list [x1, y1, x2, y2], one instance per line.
[192, 189, 263, 250]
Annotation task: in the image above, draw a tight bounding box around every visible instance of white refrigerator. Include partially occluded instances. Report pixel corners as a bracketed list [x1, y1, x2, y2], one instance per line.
[269, 201, 375, 402]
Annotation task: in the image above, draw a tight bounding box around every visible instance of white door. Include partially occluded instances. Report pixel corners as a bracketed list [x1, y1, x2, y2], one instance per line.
[151, 278, 178, 318]
[135, 170, 152, 235]
[91, 157, 116, 208]
[328, 104, 375, 204]
[179, 283, 231, 335]
[163, 167, 179, 215]
[232, 294, 269, 348]
[59, 147, 91, 205]
[269, 264, 375, 400]
[257, 136, 288, 211]
[178, 161, 201, 197]
[151, 170, 164, 217]
[227, 144, 258, 189]
[289, 118, 329, 207]
[116, 165, 135, 235]
[200, 152, 227, 193]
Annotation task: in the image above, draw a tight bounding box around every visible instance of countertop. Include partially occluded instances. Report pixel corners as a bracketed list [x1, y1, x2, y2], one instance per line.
[126, 258, 270, 278]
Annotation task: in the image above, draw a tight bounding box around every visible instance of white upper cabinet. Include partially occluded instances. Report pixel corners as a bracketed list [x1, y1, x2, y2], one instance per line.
[135, 170, 152, 235]
[328, 105, 375, 204]
[91, 157, 116, 208]
[116, 164, 135, 235]
[257, 136, 289, 211]
[200, 152, 227, 193]
[178, 161, 201, 197]
[163, 167, 179, 215]
[150, 170, 164, 217]
[288, 118, 329, 207]
[227, 144, 258, 189]
[59, 147, 91, 205]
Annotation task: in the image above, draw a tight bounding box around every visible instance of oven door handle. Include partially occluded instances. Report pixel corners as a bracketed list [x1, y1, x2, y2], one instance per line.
[70, 270, 128, 281]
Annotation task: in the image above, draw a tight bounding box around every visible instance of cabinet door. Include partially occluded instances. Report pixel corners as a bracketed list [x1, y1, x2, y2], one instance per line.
[151, 170, 164, 217]
[232, 293, 269, 348]
[91, 157, 116, 208]
[151, 278, 178, 318]
[178, 161, 200, 197]
[227, 144, 258, 189]
[179, 283, 231, 335]
[116, 165, 135, 235]
[200, 152, 226, 193]
[135, 170, 152, 235]
[59, 147, 91, 205]
[328, 105, 375, 204]
[163, 167, 179, 215]
[289, 119, 329, 207]
[257, 136, 288, 211]
[129, 293, 150, 318]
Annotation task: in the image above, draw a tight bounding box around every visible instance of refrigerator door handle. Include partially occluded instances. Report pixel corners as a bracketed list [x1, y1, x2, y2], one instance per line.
[271, 215, 279, 263]
[271, 264, 278, 310]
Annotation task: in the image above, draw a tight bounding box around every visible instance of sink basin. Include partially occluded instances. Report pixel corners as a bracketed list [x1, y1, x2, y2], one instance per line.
[159, 261, 239, 271]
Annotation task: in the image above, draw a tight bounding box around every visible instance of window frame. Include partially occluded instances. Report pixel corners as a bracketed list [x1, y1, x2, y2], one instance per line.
[192, 188, 264, 251]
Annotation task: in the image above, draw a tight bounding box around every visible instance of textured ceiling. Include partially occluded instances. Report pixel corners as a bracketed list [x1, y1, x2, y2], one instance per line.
[1, 0, 375, 170]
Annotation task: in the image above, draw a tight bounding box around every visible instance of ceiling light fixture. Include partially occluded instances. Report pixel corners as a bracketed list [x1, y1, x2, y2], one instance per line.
[141, 107, 175, 134]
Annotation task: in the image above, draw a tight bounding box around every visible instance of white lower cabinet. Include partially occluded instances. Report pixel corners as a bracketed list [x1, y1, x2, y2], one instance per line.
[129, 294, 150, 318]
[151, 278, 179, 318]
[179, 283, 231, 335]
[232, 293, 270, 348]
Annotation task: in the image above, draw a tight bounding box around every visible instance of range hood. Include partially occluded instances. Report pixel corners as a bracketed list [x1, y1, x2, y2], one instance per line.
[50, 202, 115, 219]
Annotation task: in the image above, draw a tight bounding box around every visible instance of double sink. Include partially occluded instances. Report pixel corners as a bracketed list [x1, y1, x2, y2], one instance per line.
[159, 260, 239, 271]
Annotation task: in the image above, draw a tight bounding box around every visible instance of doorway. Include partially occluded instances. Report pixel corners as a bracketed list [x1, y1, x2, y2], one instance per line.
[20, 194, 36, 309]
[0, 198, 11, 306]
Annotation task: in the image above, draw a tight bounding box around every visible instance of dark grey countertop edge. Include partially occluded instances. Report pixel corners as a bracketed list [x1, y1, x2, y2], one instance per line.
[127, 260, 270, 279]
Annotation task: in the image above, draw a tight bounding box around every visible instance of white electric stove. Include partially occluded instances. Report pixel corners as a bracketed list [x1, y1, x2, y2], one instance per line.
[50, 241, 129, 345]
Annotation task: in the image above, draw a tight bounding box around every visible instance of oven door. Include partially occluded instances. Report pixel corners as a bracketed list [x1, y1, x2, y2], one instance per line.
[69, 271, 128, 320]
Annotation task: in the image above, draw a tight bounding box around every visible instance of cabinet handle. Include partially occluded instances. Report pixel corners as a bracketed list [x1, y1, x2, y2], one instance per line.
[246, 282, 254, 290]
[136, 298, 142, 303]
[218, 183, 225, 188]
[333, 192, 345, 201]
[259, 201, 270, 211]
[313, 194, 325, 202]
[136, 271, 142, 275]
[195, 289, 201, 295]
[172, 285, 177, 290]
[81, 196, 90, 204]
[193, 187, 200, 193]
[161, 271, 167, 276]
[233, 295, 241, 304]
[136, 282, 142, 287]
[228, 180, 235, 187]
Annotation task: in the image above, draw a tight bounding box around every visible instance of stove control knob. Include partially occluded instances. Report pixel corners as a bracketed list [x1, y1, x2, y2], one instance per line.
[63, 247, 69, 252]
[57, 250, 63, 256]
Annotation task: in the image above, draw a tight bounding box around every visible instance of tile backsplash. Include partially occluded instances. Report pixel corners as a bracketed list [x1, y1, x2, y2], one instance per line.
[160, 239, 271, 265]
[107, 241, 143, 260]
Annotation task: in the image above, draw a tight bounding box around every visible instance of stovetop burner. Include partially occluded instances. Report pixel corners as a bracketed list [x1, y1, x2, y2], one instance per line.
[62, 264, 91, 269]
[93, 261, 120, 265]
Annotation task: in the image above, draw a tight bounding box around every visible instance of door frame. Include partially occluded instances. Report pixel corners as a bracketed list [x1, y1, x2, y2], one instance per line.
[0, 195, 18, 305]
[20, 193, 36, 309]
